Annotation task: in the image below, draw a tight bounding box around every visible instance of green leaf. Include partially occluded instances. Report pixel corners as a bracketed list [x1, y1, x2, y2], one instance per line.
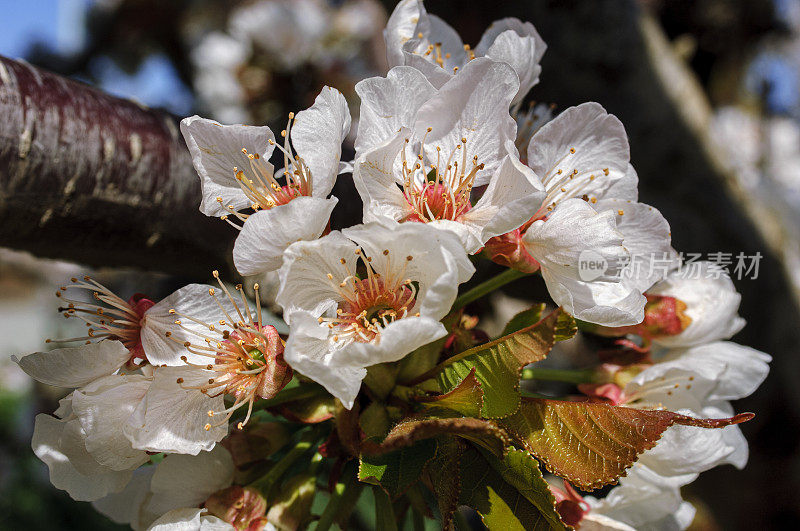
[416, 368, 483, 418]
[553, 311, 577, 342]
[435, 308, 565, 418]
[501, 304, 546, 337]
[459, 446, 567, 531]
[499, 398, 754, 490]
[484, 448, 565, 530]
[359, 439, 437, 499]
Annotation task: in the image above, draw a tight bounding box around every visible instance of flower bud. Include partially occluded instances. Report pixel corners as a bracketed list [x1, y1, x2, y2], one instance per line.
[592, 294, 692, 341]
[222, 421, 291, 467]
[205, 485, 267, 530]
[483, 230, 541, 274]
[266, 474, 316, 531]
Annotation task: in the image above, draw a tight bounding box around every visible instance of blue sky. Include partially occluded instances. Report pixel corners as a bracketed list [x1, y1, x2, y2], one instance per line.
[0, 0, 193, 114]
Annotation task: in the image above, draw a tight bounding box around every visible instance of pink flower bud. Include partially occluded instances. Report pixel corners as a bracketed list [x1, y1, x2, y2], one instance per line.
[205, 485, 267, 530]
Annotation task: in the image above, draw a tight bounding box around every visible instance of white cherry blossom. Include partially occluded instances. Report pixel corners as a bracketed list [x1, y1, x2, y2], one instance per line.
[384, 0, 546, 107]
[276, 220, 473, 407]
[181, 86, 351, 276]
[354, 59, 546, 253]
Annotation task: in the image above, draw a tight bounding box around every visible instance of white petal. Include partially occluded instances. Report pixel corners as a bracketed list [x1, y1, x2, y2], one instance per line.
[283, 310, 367, 409]
[475, 17, 547, 64]
[414, 58, 520, 186]
[522, 198, 645, 326]
[32, 414, 131, 501]
[460, 151, 546, 249]
[527, 103, 629, 198]
[648, 262, 745, 347]
[383, 0, 425, 68]
[72, 374, 151, 470]
[637, 403, 747, 478]
[92, 466, 156, 529]
[292, 86, 351, 197]
[588, 464, 687, 529]
[342, 220, 474, 318]
[484, 30, 543, 106]
[180, 116, 275, 217]
[13, 340, 130, 388]
[666, 342, 771, 401]
[141, 284, 236, 366]
[124, 366, 227, 455]
[605, 163, 639, 201]
[147, 508, 233, 531]
[595, 199, 677, 293]
[354, 68, 436, 156]
[580, 514, 636, 531]
[233, 196, 338, 276]
[333, 316, 447, 368]
[353, 131, 412, 223]
[145, 446, 234, 519]
[276, 231, 358, 321]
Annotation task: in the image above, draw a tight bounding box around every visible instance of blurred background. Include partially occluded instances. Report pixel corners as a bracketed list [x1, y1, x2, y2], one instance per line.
[1, 0, 799, 529]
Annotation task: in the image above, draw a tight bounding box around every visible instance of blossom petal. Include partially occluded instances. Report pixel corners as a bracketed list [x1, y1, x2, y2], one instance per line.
[276, 231, 358, 321]
[283, 310, 367, 410]
[291, 86, 351, 197]
[383, 0, 426, 68]
[460, 151, 546, 251]
[586, 464, 692, 530]
[662, 342, 771, 401]
[180, 116, 275, 217]
[595, 199, 677, 293]
[32, 414, 131, 501]
[522, 198, 645, 326]
[342, 220, 474, 318]
[355, 68, 436, 155]
[92, 467, 157, 529]
[124, 366, 227, 455]
[526, 102, 629, 198]
[639, 404, 747, 478]
[648, 262, 745, 347]
[353, 130, 412, 223]
[142, 284, 237, 366]
[483, 28, 545, 106]
[333, 316, 446, 367]
[145, 446, 234, 518]
[475, 17, 546, 64]
[414, 58, 520, 186]
[13, 341, 130, 388]
[233, 196, 338, 276]
[72, 374, 151, 471]
[147, 508, 233, 531]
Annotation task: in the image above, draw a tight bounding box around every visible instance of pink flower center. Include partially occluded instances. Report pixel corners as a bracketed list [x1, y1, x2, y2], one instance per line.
[216, 112, 312, 227]
[399, 132, 483, 223]
[321, 249, 419, 344]
[168, 277, 292, 430]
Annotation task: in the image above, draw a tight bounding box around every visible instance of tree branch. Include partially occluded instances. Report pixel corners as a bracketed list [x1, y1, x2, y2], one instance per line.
[0, 55, 233, 277]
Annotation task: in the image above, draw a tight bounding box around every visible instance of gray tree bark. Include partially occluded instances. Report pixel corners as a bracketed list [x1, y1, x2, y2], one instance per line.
[0, 55, 233, 278]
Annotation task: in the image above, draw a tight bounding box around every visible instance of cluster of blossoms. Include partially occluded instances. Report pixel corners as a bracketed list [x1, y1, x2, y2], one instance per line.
[15, 1, 769, 530]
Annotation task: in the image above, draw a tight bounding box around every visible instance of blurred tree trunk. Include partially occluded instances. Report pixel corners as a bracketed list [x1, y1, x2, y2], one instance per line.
[0, 55, 233, 278]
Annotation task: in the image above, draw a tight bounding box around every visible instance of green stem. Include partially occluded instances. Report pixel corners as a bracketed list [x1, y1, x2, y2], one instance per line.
[521, 367, 596, 384]
[450, 268, 529, 313]
[315, 469, 359, 531]
[249, 428, 319, 497]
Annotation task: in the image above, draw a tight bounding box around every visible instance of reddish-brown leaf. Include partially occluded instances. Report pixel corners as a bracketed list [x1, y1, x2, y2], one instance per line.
[360, 416, 511, 456]
[500, 398, 753, 490]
